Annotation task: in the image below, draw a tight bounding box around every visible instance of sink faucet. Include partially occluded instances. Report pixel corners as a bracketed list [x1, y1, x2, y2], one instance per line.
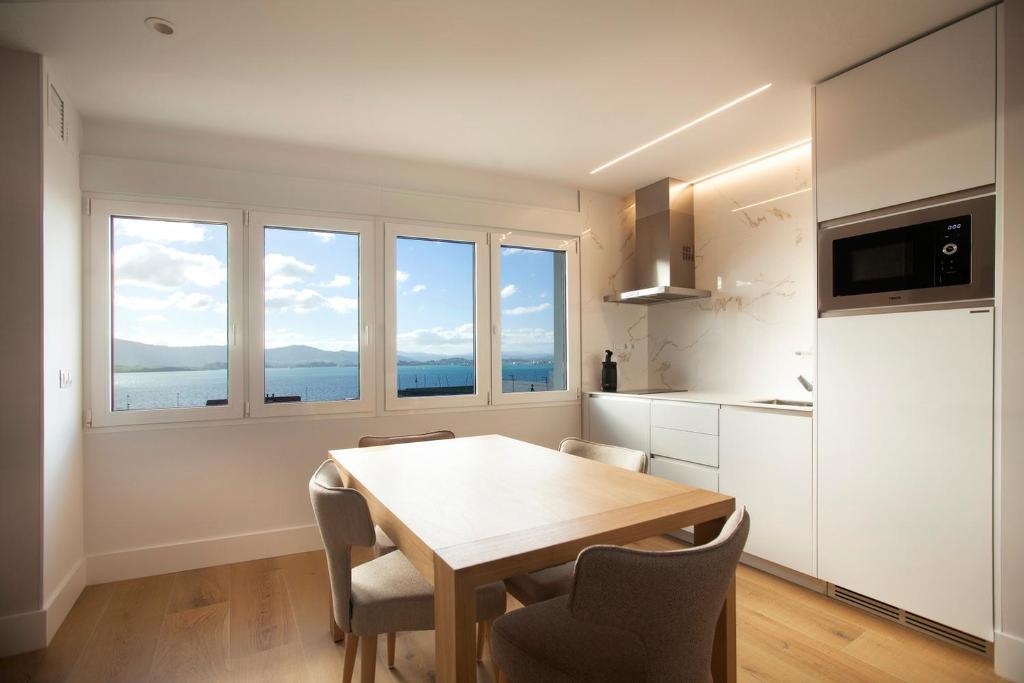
[797, 375, 813, 392]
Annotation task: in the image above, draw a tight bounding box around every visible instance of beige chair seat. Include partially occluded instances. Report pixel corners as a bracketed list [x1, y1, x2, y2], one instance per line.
[490, 595, 646, 683]
[350, 548, 507, 636]
[504, 561, 574, 606]
[373, 525, 398, 556]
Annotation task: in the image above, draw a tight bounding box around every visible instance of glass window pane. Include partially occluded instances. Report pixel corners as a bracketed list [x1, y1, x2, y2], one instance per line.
[395, 236, 475, 397]
[263, 227, 360, 404]
[110, 216, 229, 410]
[499, 245, 567, 393]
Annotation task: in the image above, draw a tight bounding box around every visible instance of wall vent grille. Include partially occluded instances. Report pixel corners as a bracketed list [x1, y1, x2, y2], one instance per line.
[828, 585, 991, 655]
[680, 246, 694, 262]
[48, 83, 65, 142]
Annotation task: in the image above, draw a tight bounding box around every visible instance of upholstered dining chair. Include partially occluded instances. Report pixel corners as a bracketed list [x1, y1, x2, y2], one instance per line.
[491, 507, 750, 683]
[355, 429, 455, 557]
[503, 438, 648, 606]
[309, 460, 506, 683]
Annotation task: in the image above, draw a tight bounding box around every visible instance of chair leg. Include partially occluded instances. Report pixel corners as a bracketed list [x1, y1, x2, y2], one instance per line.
[476, 620, 490, 661]
[360, 633, 378, 683]
[342, 635, 359, 683]
[386, 632, 396, 668]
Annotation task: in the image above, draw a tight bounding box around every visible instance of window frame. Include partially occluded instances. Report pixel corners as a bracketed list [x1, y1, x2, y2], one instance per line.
[384, 221, 491, 411]
[87, 198, 245, 427]
[246, 211, 375, 418]
[490, 232, 580, 405]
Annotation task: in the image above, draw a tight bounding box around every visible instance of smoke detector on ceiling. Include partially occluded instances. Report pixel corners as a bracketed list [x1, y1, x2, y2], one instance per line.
[144, 17, 175, 36]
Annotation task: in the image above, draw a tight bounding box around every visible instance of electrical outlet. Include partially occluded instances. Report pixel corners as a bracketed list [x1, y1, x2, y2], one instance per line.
[58, 369, 72, 388]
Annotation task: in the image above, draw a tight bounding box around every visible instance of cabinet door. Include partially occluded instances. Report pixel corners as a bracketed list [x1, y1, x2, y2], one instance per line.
[719, 407, 812, 575]
[815, 7, 995, 221]
[650, 455, 718, 492]
[585, 395, 650, 455]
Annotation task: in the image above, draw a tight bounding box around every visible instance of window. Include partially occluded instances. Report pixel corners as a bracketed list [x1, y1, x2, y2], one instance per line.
[247, 212, 374, 417]
[385, 223, 490, 410]
[88, 200, 244, 426]
[491, 234, 579, 404]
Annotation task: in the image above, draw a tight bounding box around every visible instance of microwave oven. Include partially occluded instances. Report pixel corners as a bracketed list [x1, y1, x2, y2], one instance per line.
[818, 194, 995, 314]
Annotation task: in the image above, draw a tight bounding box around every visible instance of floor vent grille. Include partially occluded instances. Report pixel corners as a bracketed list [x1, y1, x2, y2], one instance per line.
[828, 585, 991, 655]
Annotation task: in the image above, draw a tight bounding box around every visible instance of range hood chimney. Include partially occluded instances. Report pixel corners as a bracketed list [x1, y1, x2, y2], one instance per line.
[604, 177, 711, 305]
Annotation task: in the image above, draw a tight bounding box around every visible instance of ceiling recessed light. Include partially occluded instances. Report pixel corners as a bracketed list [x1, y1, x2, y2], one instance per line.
[730, 187, 812, 212]
[589, 83, 773, 175]
[144, 17, 175, 36]
[687, 138, 811, 185]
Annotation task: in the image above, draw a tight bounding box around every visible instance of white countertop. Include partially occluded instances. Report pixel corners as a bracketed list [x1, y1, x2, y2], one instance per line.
[586, 390, 814, 413]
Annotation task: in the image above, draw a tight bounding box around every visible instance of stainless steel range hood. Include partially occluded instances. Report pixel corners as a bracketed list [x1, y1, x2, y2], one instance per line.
[604, 177, 711, 305]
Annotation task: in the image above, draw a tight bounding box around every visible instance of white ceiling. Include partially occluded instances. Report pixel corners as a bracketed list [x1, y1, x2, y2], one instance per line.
[0, 0, 989, 195]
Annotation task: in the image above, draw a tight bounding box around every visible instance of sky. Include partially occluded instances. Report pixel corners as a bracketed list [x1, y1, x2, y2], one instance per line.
[112, 218, 565, 359]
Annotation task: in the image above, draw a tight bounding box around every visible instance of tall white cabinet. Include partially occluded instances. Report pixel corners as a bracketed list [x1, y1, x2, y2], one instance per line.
[817, 308, 994, 639]
[814, 7, 996, 222]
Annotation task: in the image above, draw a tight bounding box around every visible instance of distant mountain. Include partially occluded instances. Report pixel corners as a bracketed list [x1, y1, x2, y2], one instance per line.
[114, 339, 552, 372]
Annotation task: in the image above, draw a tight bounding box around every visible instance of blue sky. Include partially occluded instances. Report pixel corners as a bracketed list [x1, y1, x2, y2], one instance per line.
[112, 219, 563, 359]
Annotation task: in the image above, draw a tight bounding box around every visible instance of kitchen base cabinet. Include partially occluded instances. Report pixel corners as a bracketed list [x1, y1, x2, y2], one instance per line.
[719, 407, 813, 576]
[585, 394, 650, 456]
[649, 455, 718, 491]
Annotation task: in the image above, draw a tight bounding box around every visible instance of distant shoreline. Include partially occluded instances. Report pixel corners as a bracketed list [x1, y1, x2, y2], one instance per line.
[115, 358, 555, 373]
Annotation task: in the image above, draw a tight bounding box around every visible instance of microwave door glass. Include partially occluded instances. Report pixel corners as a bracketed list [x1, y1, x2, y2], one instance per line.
[833, 225, 933, 297]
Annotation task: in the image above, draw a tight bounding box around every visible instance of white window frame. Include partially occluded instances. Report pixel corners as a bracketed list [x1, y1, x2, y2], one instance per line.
[247, 211, 375, 417]
[87, 199, 245, 427]
[384, 221, 491, 411]
[490, 232, 580, 405]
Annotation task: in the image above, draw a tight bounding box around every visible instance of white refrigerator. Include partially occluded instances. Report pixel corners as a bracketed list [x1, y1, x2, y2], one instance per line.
[817, 306, 993, 640]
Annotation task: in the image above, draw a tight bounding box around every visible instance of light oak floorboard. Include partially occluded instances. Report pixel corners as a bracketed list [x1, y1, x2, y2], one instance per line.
[0, 537, 1006, 683]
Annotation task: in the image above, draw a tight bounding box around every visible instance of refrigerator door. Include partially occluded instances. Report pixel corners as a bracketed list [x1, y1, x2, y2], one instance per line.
[817, 306, 993, 639]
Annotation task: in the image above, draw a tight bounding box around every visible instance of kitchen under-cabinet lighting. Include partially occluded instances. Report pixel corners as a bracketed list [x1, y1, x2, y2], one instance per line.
[589, 83, 772, 174]
[730, 187, 812, 212]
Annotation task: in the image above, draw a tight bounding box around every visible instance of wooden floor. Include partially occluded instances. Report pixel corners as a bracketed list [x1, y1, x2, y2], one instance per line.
[0, 536, 1006, 683]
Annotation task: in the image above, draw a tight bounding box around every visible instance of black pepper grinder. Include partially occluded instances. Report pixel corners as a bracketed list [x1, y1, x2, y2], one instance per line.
[601, 349, 618, 392]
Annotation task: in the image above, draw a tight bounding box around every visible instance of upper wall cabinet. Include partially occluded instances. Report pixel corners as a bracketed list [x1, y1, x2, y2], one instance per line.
[814, 8, 996, 222]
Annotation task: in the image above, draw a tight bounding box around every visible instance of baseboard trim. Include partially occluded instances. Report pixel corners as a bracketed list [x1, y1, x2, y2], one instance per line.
[0, 608, 46, 658]
[87, 524, 324, 584]
[996, 630, 1024, 682]
[44, 557, 87, 643]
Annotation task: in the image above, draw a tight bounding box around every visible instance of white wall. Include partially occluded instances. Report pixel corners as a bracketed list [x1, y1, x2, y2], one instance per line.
[79, 122, 620, 583]
[997, 1, 1024, 679]
[41, 59, 85, 642]
[0, 46, 45, 655]
[646, 144, 815, 398]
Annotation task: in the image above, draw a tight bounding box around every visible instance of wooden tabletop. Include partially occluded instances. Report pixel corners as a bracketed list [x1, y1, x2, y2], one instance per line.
[329, 434, 737, 682]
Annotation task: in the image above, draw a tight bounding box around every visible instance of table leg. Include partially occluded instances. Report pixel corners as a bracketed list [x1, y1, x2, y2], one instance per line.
[694, 516, 737, 683]
[434, 555, 477, 682]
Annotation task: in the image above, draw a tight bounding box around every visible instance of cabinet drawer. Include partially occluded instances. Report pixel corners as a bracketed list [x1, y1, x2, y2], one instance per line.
[650, 427, 718, 467]
[650, 455, 718, 492]
[651, 401, 719, 435]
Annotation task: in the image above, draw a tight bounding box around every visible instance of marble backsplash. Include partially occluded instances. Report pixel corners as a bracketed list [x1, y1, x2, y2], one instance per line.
[644, 144, 816, 399]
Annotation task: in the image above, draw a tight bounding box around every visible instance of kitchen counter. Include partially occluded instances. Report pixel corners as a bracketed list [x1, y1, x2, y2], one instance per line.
[587, 390, 813, 413]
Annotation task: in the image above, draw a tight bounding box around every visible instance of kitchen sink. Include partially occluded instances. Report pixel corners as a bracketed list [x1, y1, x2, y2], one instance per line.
[750, 398, 813, 408]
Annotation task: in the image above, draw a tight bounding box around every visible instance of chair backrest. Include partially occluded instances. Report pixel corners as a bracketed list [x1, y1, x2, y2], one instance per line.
[357, 430, 455, 448]
[559, 437, 647, 473]
[308, 460, 377, 633]
[569, 507, 749, 682]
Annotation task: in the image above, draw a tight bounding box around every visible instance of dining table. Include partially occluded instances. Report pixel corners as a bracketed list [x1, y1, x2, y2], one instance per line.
[329, 433, 737, 682]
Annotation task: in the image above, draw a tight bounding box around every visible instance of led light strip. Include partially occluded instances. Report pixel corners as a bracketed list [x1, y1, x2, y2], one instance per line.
[589, 83, 772, 175]
[730, 187, 812, 212]
[687, 138, 811, 185]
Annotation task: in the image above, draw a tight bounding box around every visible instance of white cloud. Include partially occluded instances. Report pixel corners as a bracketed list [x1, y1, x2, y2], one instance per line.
[539, 291, 548, 299]
[119, 327, 227, 348]
[265, 287, 357, 314]
[115, 291, 219, 312]
[396, 270, 411, 283]
[501, 327, 555, 351]
[312, 232, 336, 243]
[114, 218, 208, 243]
[502, 247, 526, 256]
[411, 284, 427, 293]
[323, 274, 353, 288]
[114, 242, 226, 290]
[397, 323, 474, 353]
[500, 284, 518, 299]
[265, 253, 315, 288]
[503, 303, 551, 316]
[138, 314, 168, 323]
